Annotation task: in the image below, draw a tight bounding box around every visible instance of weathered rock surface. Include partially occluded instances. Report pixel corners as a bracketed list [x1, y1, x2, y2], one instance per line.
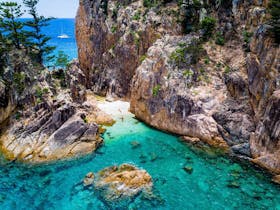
[247, 25, 280, 121]
[0, 50, 38, 124]
[74, 0, 280, 179]
[0, 61, 115, 163]
[130, 35, 228, 149]
[76, 0, 181, 97]
[92, 164, 153, 202]
[246, 25, 280, 177]
[250, 90, 280, 174]
[0, 91, 104, 162]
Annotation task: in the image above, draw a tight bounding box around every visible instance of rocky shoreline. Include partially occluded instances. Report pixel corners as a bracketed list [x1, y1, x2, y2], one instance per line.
[0, 0, 279, 188]
[75, 0, 280, 183]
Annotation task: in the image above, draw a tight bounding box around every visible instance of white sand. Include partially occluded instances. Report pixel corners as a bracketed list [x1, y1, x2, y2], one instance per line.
[97, 100, 133, 119]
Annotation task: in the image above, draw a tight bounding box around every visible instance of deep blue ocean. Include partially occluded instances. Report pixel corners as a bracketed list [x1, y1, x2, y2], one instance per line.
[22, 18, 78, 63]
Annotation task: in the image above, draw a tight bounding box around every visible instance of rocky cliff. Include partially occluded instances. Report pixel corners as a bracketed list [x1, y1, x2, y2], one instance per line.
[0, 58, 114, 163]
[0, 50, 37, 125]
[76, 0, 181, 97]
[76, 0, 280, 181]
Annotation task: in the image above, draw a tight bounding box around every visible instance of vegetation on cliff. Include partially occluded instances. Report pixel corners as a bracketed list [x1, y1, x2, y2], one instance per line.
[269, 0, 280, 43]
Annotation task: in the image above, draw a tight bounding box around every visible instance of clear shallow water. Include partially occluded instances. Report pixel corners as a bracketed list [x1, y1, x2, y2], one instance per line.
[0, 115, 280, 210]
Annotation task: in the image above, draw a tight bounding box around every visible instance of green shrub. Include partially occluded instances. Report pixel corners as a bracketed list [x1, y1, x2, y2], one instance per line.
[200, 17, 216, 40]
[183, 69, 194, 77]
[111, 25, 117, 33]
[55, 51, 69, 69]
[243, 31, 253, 44]
[180, 0, 203, 34]
[143, 0, 157, 8]
[14, 112, 21, 120]
[152, 85, 161, 96]
[132, 11, 141, 21]
[43, 87, 49, 94]
[224, 65, 231, 74]
[215, 32, 225, 46]
[170, 39, 204, 65]
[139, 55, 147, 63]
[83, 117, 89, 124]
[14, 72, 25, 93]
[268, 0, 280, 43]
[35, 87, 43, 99]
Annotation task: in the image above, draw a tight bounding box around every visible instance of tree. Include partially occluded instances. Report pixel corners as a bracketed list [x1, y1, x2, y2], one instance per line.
[268, 0, 280, 44]
[0, 2, 25, 49]
[55, 51, 69, 68]
[23, 0, 55, 65]
[200, 16, 216, 40]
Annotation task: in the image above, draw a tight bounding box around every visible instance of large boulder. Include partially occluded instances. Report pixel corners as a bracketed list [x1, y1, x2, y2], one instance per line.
[91, 164, 153, 203]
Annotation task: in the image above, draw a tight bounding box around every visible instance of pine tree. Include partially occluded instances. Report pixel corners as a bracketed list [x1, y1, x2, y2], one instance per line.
[0, 2, 25, 49]
[23, 0, 55, 65]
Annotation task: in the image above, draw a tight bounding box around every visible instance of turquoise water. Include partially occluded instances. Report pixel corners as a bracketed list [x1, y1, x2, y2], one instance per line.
[0, 114, 279, 209]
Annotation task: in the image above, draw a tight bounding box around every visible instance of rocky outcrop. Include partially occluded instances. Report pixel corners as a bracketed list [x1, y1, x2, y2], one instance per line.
[86, 164, 153, 204]
[247, 25, 280, 178]
[76, 0, 181, 97]
[247, 25, 279, 120]
[130, 35, 228, 149]
[0, 50, 38, 124]
[0, 91, 105, 162]
[250, 90, 280, 175]
[75, 0, 280, 178]
[0, 61, 115, 163]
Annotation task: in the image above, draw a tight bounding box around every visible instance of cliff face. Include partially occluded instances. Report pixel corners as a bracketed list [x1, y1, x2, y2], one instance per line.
[0, 60, 114, 163]
[0, 50, 37, 125]
[76, 0, 181, 97]
[76, 0, 280, 180]
[248, 26, 280, 174]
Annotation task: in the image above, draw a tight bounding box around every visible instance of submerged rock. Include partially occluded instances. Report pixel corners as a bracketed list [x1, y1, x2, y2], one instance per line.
[227, 181, 240, 189]
[130, 141, 141, 149]
[183, 166, 193, 174]
[83, 172, 95, 187]
[93, 164, 153, 203]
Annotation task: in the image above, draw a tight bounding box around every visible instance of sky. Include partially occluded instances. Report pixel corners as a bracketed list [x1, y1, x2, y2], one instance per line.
[0, 0, 79, 18]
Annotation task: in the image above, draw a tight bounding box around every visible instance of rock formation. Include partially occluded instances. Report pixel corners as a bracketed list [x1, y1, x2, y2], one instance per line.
[75, 0, 280, 182]
[0, 61, 114, 163]
[76, 0, 181, 97]
[0, 50, 37, 125]
[85, 164, 153, 204]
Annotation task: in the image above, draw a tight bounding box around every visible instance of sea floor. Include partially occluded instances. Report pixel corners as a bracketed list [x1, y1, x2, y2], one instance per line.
[0, 101, 279, 210]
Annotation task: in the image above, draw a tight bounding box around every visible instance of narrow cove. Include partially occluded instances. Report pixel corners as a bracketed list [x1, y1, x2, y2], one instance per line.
[0, 102, 279, 210]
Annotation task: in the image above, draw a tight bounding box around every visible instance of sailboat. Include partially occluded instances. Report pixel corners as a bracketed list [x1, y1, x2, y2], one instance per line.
[58, 34, 69, 39]
[58, 25, 70, 39]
